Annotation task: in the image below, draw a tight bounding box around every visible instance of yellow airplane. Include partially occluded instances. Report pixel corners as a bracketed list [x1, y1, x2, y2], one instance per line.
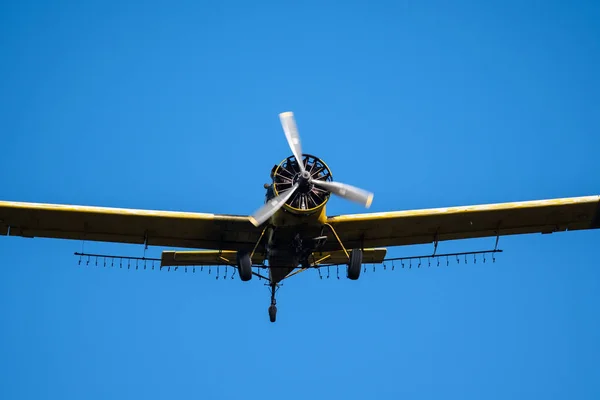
[1, 111, 599, 322]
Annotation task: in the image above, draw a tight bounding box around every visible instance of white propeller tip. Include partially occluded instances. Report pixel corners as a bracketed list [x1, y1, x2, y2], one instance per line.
[365, 193, 374, 208]
[249, 216, 260, 227]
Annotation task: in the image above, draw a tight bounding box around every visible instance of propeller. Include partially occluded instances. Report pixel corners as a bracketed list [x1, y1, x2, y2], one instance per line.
[279, 112, 305, 174]
[250, 112, 373, 227]
[311, 180, 373, 208]
[249, 183, 300, 227]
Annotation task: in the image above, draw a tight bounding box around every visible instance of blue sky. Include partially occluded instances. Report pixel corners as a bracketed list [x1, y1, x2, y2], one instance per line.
[1, 1, 599, 399]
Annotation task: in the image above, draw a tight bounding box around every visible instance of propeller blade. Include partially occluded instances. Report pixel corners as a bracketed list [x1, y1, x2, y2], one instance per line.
[279, 111, 305, 173]
[312, 180, 374, 208]
[250, 183, 300, 227]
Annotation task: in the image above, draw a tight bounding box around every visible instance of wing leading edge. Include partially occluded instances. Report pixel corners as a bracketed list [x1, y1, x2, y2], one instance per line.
[3, 195, 599, 254]
[0, 201, 262, 250]
[326, 195, 600, 250]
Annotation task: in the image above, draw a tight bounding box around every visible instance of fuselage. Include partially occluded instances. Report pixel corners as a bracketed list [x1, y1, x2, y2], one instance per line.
[264, 154, 334, 282]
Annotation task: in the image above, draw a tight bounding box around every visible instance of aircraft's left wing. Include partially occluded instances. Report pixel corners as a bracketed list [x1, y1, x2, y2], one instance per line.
[325, 195, 600, 250]
[0, 201, 262, 250]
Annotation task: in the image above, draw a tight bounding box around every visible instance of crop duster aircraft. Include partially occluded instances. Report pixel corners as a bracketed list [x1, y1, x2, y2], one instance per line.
[1, 112, 599, 322]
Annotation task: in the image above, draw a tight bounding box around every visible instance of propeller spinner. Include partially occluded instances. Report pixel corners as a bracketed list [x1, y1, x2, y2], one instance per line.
[250, 112, 374, 227]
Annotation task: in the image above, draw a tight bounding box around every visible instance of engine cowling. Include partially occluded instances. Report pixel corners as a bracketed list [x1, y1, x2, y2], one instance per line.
[272, 154, 333, 215]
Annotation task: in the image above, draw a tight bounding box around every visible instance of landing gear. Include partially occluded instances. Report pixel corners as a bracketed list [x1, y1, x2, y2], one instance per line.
[268, 283, 277, 322]
[347, 249, 363, 280]
[268, 305, 277, 322]
[236, 251, 253, 281]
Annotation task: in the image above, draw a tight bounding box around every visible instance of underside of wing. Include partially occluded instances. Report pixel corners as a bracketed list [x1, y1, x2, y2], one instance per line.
[161, 250, 266, 267]
[311, 248, 387, 265]
[0, 201, 262, 250]
[326, 195, 600, 250]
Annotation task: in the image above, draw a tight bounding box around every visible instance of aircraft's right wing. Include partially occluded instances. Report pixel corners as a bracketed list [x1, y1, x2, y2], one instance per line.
[0, 200, 262, 251]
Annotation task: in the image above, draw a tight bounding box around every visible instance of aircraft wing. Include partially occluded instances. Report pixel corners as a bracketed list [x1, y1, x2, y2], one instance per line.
[311, 248, 387, 265]
[160, 250, 266, 267]
[325, 195, 600, 250]
[0, 201, 262, 250]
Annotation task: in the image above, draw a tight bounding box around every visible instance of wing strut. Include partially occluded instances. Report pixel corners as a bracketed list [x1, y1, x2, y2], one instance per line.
[251, 225, 269, 260]
[323, 222, 350, 260]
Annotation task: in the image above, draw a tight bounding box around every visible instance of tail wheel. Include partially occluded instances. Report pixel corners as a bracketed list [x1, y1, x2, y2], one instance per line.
[347, 249, 362, 280]
[236, 252, 253, 281]
[268, 305, 277, 323]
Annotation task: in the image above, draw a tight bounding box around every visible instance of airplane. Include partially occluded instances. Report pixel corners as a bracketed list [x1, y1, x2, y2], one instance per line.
[1, 111, 599, 322]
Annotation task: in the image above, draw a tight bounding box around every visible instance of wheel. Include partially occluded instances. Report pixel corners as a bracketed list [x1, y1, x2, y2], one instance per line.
[347, 249, 362, 280]
[268, 305, 277, 322]
[236, 251, 253, 281]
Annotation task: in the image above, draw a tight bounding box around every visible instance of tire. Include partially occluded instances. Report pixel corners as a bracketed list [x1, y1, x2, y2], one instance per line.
[268, 305, 277, 323]
[236, 251, 253, 281]
[347, 249, 362, 280]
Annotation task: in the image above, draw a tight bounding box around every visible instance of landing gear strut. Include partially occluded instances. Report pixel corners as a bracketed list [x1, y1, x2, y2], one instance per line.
[268, 283, 277, 323]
